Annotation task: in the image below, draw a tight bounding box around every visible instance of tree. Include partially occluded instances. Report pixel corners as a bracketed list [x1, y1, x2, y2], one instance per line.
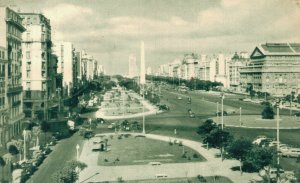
[242, 146, 275, 172]
[8, 145, 19, 155]
[41, 121, 50, 144]
[261, 103, 275, 119]
[204, 129, 232, 148]
[0, 156, 6, 182]
[197, 119, 218, 136]
[52, 160, 87, 183]
[227, 138, 253, 174]
[250, 90, 256, 99]
[204, 128, 232, 160]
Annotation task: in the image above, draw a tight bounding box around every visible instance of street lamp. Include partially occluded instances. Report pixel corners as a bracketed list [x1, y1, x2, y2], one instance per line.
[220, 93, 225, 130]
[275, 100, 281, 182]
[23, 130, 26, 161]
[76, 144, 80, 161]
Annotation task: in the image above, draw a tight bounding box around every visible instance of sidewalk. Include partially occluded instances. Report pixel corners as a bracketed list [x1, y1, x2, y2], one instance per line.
[78, 133, 262, 183]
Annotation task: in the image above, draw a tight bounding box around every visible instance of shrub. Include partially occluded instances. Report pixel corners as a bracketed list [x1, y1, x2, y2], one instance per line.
[182, 153, 187, 158]
[178, 141, 183, 146]
[261, 104, 275, 119]
[169, 141, 173, 146]
[193, 153, 199, 158]
[297, 156, 300, 163]
[197, 175, 206, 182]
[187, 156, 191, 160]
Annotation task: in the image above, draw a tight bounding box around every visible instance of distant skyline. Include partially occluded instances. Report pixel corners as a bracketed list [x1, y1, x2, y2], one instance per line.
[2, 0, 300, 74]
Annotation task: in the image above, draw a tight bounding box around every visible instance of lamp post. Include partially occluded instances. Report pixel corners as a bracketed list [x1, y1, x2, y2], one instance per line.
[220, 93, 225, 130]
[275, 100, 281, 182]
[216, 102, 219, 122]
[239, 107, 242, 126]
[76, 144, 80, 161]
[141, 85, 146, 134]
[23, 130, 26, 161]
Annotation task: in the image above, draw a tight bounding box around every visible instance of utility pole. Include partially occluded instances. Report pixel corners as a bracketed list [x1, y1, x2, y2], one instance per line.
[142, 85, 145, 134]
[239, 107, 242, 126]
[276, 101, 280, 182]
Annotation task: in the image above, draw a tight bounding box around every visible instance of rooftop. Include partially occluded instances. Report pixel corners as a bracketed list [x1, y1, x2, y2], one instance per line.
[260, 43, 300, 54]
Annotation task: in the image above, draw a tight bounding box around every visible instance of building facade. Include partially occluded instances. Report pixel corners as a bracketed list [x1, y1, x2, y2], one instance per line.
[0, 7, 25, 146]
[240, 43, 300, 97]
[53, 42, 75, 96]
[19, 13, 54, 120]
[227, 52, 249, 92]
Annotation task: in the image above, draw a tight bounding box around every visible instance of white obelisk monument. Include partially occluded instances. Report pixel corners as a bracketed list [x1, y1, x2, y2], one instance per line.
[140, 41, 146, 134]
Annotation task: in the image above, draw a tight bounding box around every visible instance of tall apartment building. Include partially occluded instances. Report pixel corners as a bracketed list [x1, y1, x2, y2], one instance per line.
[182, 54, 199, 80]
[0, 46, 8, 147]
[19, 13, 54, 120]
[53, 42, 75, 96]
[227, 52, 249, 92]
[0, 7, 25, 146]
[240, 43, 300, 97]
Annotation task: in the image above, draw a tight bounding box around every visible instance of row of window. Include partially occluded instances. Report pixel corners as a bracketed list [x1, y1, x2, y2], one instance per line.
[25, 82, 47, 91]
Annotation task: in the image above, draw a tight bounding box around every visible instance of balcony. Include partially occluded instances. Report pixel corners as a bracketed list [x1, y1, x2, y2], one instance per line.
[5, 18, 26, 32]
[12, 100, 21, 107]
[7, 85, 22, 94]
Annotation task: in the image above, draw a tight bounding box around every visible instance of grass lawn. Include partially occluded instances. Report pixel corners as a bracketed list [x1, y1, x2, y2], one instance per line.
[97, 135, 205, 166]
[211, 115, 300, 128]
[109, 176, 233, 183]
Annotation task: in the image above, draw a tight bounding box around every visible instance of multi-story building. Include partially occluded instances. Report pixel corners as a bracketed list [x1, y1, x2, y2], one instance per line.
[0, 7, 25, 145]
[198, 55, 217, 82]
[182, 54, 199, 80]
[19, 13, 55, 120]
[227, 52, 249, 92]
[53, 42, 75, 96]
[0, 46, 8, 147]
[240, 43, 300, 97]
[215, 54, 229, 88]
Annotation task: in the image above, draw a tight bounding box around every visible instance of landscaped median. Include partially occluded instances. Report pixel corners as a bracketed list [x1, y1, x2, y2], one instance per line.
[78, 132, 261, 183]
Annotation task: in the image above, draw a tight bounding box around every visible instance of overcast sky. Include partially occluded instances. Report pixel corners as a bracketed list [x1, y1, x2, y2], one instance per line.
[4, 0, 300, 74]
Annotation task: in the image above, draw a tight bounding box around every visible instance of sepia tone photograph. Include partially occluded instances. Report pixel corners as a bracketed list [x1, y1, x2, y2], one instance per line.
[0, 0, 300, 182]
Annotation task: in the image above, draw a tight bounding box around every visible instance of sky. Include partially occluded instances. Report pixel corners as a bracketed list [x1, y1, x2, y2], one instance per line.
[3, 0, 300, 74]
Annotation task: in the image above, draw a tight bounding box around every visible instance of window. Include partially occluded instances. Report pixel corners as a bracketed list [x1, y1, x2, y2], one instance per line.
[26, 51, 30, 59]
[26, 70, 30, 78]
[26, 82, 30, 89]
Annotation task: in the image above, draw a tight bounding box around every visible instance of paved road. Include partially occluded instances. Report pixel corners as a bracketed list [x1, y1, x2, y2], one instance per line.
[79, 133, 261, 183]
[28, 133, 84, 183]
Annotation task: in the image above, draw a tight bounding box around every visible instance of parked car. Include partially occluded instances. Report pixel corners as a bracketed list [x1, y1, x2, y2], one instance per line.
[84, 130, 95, 139]
[252, 136, 267, 145]
[177, 96, 182, 100]
[243, 98, 252, 102]
[189, 112, 195, 118]
[259, 138, 274, 147]
[215, 111, 228, 116]
[281, 148, 300, 158]
[259, 167, 285, 181]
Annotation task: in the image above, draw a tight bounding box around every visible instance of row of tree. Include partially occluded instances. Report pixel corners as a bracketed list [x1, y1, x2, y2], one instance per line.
[197, 119, 276, 173]
[147, 75, 223, 91]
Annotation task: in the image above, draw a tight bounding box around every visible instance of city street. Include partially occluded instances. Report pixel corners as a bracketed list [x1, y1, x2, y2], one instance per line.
[27, 133, 84, 183]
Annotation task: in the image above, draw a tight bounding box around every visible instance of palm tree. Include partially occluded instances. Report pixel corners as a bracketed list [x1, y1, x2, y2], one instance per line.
[0, 156, 6, 182]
